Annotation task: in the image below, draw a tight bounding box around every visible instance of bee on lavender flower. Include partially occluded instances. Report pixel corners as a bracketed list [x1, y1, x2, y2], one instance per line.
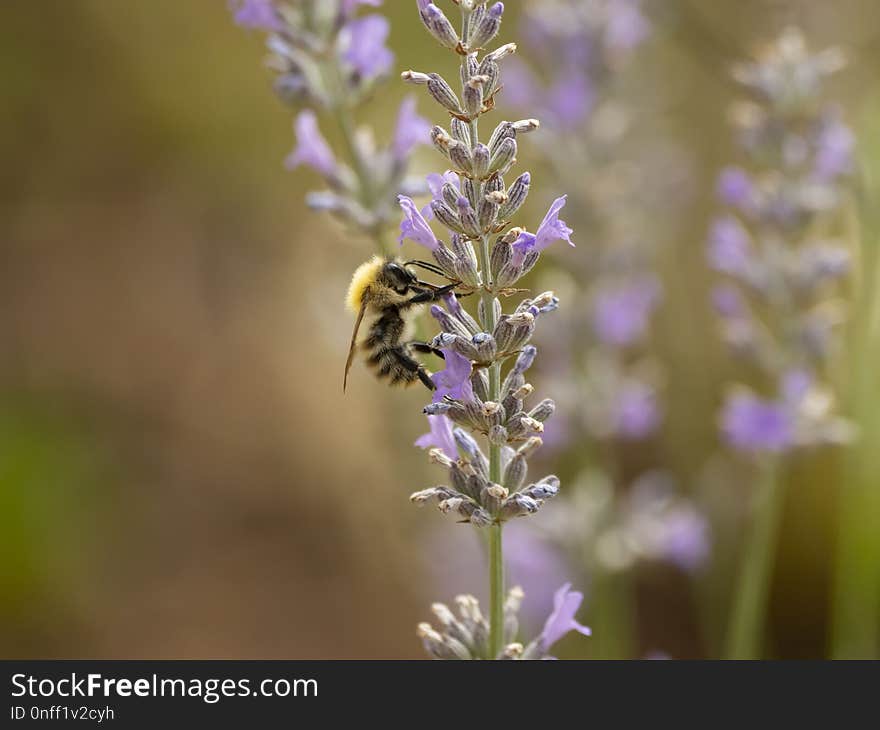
[344, 256, 464, 392]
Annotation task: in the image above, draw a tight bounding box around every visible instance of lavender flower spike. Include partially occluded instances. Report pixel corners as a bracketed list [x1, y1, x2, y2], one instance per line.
[398, 195, 440, 249]
[523, 583, 591, 658]
[285, 111, 337, 177]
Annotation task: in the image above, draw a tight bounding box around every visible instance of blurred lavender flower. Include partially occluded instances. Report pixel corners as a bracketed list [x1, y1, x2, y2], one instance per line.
[285, 110, 338, 176]
[231, 0, 282, 31]
[710, 28, 855, 454]
[500, 0, 675, 449]
[524, 583, 591, 658]
[232, 0, 430, 251]
[339, 15, 394, 79]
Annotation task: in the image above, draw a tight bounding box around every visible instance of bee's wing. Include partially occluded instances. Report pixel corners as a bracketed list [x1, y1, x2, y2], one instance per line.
[343, 302, 367, 392]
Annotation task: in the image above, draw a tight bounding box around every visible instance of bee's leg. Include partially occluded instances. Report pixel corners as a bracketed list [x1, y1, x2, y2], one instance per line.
[391, 346, 437, 391]
[411, 342, 445, 360]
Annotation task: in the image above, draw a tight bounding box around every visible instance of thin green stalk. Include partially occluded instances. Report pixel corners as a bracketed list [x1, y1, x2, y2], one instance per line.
[325, 62, 390, 255]
[725, 459, 784, 659]
[831, 204, 880, 659]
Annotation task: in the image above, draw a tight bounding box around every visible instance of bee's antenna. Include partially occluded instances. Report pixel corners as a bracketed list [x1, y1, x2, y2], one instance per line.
[405, 259, 447, 277]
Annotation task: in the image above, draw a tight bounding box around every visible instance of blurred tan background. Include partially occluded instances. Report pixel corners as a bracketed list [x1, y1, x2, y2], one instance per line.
[1, 0, 879, 658]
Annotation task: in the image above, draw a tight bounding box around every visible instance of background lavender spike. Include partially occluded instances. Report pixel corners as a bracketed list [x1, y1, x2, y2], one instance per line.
[232, 0, 430, 252]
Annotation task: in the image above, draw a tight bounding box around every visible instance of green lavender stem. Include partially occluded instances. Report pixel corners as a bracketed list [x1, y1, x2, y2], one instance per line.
[725, 459, 784, 659]
[462, 5, 504, 658]
[831, 196, 880, 659]
[327, 63, 390, 255]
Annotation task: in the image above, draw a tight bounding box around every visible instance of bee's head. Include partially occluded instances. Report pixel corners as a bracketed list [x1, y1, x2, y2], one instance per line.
[380, 259, 419, 295]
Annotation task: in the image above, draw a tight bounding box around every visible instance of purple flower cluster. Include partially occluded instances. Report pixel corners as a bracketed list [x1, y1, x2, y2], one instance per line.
[401, 0, 590, 659]
[709, 28, 854, 454]
[232, 0, 430, 246]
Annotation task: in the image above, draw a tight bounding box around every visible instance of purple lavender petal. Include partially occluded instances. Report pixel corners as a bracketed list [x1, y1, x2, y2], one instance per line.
[605, 0, 651, 52]
[392, 96, 431, 161]
[340, 15, 394, 78]
[535, 195, 575, 250]
[230, 0, 282, 31]
[431, 348, 474, 402]
[539, 583, 592, 651]
[285, 111, 337, 176]
[415, 414, 457, 459]
[593, 277, 660, 347]
[814, 116, 854, 181]
[717, 166, 753, 208]
[398, 195, 440, 249]
[721, 392, 793, 453]
[614, 381, 660, 439]
[707, 216, 751, 276]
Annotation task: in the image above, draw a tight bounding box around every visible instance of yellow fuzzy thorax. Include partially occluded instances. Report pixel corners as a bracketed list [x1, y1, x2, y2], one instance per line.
[346, 255, 385, 313]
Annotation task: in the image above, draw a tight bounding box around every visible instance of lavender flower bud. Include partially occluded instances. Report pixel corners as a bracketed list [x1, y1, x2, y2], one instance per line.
[489, 137, 517, 175]
[423, 402, 452, 416]
[480, 483, 508, 514]
[498, 172, 531, 220]
[460, 53, 479, 88]
[430, 125, 453, 154]
[529, 398, 556, 423]
[431, 304, 474, 339]
[436, 181, 459, 209]
[472, 143, 491, 179]
[512, 345, 537, 375]
[494, 311, 535, 353]
[522, 475, 560, 501]
[432, 332, 476, 361]
[469, 508, 494, 528]
[529, 291, 560, 314]
[447, 463, 474, 499]
[451, 234, 480, 276]
[448, 140, 473, 174]
[427, 73, 463, 115]
[477, 57, 501, 98]
[454, 428, 489, 475]
[450, 117, 472, 146]
[431, 245, 459, 280]
[462, 177, 479, 208]
[401, 70, 432, 85]
[472, 370, 490, 402]
[503, 453, 528, 491]
[478, 194, 499, 230]
[500, 493, 539, 520]
[507, 413, 544, 440]
[464, 76, 489, 119]
[472, 332, 497, 363]
[488, 424, 509, 446]
[419, 3, 461, 50]
[485, 42, 517, 63]
[468, 2, 504, 50]
[431, 199, 466, 234]
[511, 119, 540, 135]
[457, 196, 482, 237]
[482, 401, 505, 430]
[488, 121, 515, 154]
[517, 436, 543, 459]
[490, 239, 513, 280]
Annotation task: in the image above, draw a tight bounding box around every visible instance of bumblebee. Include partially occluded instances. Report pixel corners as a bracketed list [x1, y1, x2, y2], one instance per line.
[344, 256, 460, 392]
